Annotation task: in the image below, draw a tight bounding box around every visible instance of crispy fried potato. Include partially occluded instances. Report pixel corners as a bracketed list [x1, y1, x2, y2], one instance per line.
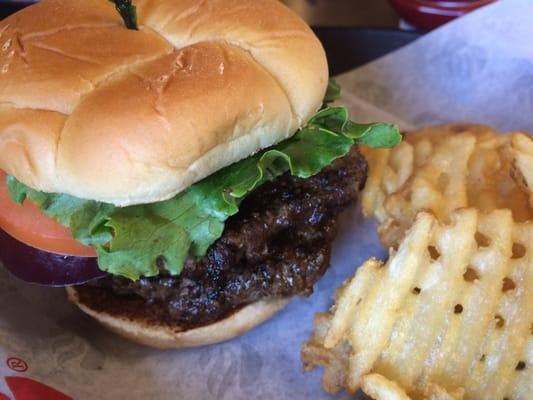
[360, 374, 465, 400]
[361, 374, 411, 400]
[361, 125, 532, 248]
[301, 210, 532, 400]
[506, 133, 533, 208]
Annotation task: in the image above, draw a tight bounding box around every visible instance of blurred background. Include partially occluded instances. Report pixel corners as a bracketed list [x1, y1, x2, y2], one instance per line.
[1, 0, 496, 31]
[283, 0, 496, 30]
[0, 0, 398, 26]
[282, 0, 398, 28]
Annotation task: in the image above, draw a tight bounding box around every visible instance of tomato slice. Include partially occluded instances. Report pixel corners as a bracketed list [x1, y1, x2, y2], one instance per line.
[0, 171, 96, 257]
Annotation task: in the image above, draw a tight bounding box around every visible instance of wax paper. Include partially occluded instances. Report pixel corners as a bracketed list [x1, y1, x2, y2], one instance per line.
[0, 0, 532, 398]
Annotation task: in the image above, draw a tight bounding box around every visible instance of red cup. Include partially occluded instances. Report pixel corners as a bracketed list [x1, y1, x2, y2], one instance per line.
[389, 0, 496, 30]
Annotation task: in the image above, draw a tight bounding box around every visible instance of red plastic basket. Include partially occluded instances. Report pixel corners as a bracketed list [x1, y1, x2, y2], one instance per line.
[389, 0, 496, 30]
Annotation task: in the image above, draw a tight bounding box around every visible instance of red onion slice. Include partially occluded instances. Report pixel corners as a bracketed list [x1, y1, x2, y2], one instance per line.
[0, 229, 108, 287]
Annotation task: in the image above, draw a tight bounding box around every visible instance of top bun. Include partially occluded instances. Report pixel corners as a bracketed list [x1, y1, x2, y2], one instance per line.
[0, 0, 328, 206]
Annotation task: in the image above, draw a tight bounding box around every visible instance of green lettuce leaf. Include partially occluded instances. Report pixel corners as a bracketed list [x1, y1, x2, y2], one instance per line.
[324, 78, 341, 103]
[6, 105, 401, 280]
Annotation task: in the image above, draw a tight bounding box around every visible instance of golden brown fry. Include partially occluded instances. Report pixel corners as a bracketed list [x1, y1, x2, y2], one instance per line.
[324, 258, 382, 349]
[425, 210, 514, 390]
[361, 374, 412, 400]
[347, 214, 435, 389]
[464, 221, 532, 399]
[506, 133, 533, 208]
[301, 313, 350, 394]
[301, 210, 532, 400]
[375, 210, 479, 391]
[360, 374, 465, 400]
[507, 335, 532, 400]
[361, 125, 532, 248]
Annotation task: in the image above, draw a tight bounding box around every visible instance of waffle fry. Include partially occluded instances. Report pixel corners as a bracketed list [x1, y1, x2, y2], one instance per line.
[506, 133, 533, 208]
[361, 374, 411, 400]
[360, 374, 464, 400]
[301, 210, 532, 400]
[361, 125, 532, 248]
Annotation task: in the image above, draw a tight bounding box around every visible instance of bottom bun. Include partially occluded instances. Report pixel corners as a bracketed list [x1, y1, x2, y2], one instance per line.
[66, 286, 290, 349]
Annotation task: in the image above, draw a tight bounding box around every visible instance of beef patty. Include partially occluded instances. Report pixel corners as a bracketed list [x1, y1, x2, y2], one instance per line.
[75, 148, 367, 329]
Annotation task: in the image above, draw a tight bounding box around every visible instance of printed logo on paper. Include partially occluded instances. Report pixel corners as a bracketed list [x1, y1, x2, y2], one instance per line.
[5, 358, 28, 373]
[2, 357, 72, 400]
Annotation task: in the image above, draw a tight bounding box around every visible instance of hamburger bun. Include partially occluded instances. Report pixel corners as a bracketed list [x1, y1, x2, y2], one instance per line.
[0, 0, 328, 206]
[67, 286, 290, 349]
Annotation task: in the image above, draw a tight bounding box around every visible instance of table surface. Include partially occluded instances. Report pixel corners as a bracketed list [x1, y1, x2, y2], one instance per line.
[283, 0, 399, 27]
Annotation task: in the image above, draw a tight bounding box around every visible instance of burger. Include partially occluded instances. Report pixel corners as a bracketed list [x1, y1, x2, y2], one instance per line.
[0, 0, 399, 348]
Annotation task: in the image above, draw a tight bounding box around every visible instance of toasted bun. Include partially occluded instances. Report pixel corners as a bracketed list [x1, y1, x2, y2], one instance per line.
[0, 0, 328, 206]
[66, 286, 290, 349]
